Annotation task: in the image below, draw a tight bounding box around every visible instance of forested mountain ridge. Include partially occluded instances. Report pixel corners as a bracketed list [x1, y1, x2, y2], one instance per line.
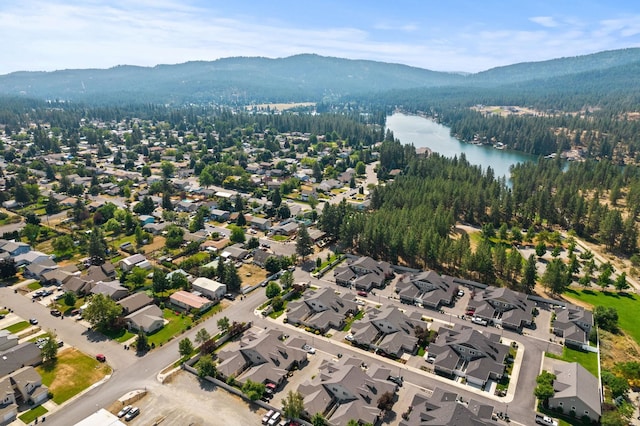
[0, 49, 639, 105]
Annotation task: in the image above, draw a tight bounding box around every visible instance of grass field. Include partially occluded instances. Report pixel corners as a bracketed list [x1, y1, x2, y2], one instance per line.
[18, 405, 48, 423]
[3, 321, 31, 333]
[37, 348, 111, 404]
[27, 281, 42, 291]
[545, 346, 599, 377]
[147, 308, 193, 346]
[564, 288, 640, 345]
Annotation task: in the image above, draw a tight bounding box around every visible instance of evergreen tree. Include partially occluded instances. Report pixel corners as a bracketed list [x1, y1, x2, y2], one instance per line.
[522, 254, 537, 294]
[152, 268, 168, 296]
[296, 223, 314, 261]
[88, 227, 108, 265]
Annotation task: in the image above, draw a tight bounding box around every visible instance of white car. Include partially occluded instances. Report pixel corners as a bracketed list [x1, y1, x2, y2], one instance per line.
[302, 344, 316, 354]
[117, 405, 132, 418]
[471, 316, 488, 326]
[345, 334, 355, 342]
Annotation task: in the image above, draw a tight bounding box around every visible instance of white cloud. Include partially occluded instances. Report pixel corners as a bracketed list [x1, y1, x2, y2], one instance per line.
[0, 1, 638, 74]
[529, 16, 559, 28]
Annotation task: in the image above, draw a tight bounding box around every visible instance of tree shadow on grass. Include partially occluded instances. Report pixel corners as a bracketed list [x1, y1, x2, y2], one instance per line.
[41, 359, 58, 373]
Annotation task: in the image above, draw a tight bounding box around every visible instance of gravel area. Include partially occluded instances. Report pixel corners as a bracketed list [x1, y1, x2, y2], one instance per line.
[128, 371, 264, 426]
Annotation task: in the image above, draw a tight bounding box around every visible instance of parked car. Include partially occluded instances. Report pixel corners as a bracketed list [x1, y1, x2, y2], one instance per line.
[96, 354, 106, 362]
[223, 293, 236, 301]
[29, 318, 38, 325]
[535, 414, 558, 426]
[267, 412, 281, 426]
[124, 407, 140, 421]
[262, 410, 275, 425]
[117, 405, 133, 418]
[471, 316, 488, 326]
[302, 344, 316, 354]
[50, 309, 62, 317]
[388, 375, 404, 386]
[357, 291, 368, 297]
[345, 334, 355, 342]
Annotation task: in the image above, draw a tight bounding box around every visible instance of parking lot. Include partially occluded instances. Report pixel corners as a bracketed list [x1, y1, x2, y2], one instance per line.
[128, 371, 264, 426]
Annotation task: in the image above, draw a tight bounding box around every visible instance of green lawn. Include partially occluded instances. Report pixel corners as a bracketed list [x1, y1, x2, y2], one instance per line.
[4, 321, 31, 333]
[27, 281, 42, 291]
[37, 348, 112, 404]
[18, 405, 48, 423]
[269, 301, 288, 319]
[545, 346, 599, 377]
[342, 310, 365, 332]
[101, 327, 136, 343]
[272, 235, 289, 242]
[565, 288, 640, 345]
[147, 308, 193, 346]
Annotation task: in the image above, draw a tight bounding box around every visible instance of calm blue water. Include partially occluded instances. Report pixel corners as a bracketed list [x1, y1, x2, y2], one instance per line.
[386, 113, 537, 181]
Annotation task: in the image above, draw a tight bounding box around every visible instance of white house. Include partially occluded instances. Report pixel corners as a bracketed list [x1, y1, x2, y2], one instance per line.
[192, 277, 227, 300]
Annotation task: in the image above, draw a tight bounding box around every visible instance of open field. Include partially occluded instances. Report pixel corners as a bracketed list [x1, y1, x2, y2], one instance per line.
[37, 348, 112, 404]
[564, 288, 640, 345]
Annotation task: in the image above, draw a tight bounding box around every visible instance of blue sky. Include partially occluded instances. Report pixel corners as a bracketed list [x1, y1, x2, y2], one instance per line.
[1, 0, 639, 75]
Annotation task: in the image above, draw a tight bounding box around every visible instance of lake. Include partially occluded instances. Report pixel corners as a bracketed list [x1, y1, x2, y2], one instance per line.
[385, 112, 537, 181]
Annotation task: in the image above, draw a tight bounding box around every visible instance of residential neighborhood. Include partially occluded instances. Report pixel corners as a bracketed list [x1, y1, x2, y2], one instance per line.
[0, 111, 623, 426]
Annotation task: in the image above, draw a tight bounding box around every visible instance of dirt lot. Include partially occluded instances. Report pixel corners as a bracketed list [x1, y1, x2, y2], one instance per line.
[122, 371, 264, 426]
[238, 263, 270, 288]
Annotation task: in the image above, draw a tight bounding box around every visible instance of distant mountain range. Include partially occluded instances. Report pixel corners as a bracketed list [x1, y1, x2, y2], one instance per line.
[0, 49, 639, 105]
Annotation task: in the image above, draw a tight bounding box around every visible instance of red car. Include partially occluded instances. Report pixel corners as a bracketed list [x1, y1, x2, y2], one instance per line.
[96, 354, 106, 362]
[357, 291, 368, 297]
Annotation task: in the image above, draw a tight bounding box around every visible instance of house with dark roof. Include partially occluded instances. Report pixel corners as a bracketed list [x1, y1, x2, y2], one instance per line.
[548, 362, 601, 423]
[117, 292, 153, 315]
[125, 305, 164, 334]
[0, 331, 18, 352]
[40, 267, 78, 286]
[0, 376, 17, 425]
[552, 304, 593, 349]
[221, 244, 248, 261]
[396, 271, 457, 310]
[400, 387, 500, 426]
[8, 367, 49, 407]
[217, 329, 308, 388]
[252, 249, 272, 268]
[62, 276, 92, 295]
[0, 241, 30, 257]
[286, 287, 359, 333]
[0, 342, 42, 378]
[298, 355, 397, 426]
[350, 306, 422, 358]
[13, 250, 50, 267]
[272, 221, 298, 236]
[23, 260, 58, 280]
[466, 286, 535, 332]
[89, 280, 129, 300]
[426, 324, 509, 387]
[250, 217, 271, 231]
[333, 256, 394, 291]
